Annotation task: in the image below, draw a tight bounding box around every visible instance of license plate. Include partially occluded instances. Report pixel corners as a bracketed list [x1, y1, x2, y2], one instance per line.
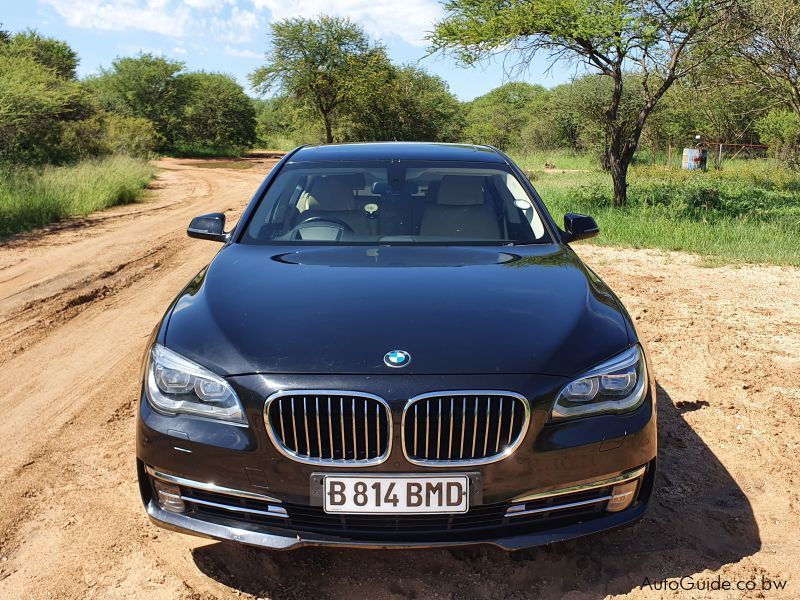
[323, 474, 469, 514]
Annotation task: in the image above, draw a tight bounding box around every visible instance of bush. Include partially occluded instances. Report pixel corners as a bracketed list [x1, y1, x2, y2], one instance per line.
[0, 54, 95, 164]
[175, 72, 257, 152]
[0, 156, 155, 236]
[756, 109, 800, 165]
[101, 114, 161, 157]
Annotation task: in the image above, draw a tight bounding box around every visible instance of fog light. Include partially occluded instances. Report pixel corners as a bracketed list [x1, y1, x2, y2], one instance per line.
[153, 479, 185, 513]
[606, 480, 638, 512]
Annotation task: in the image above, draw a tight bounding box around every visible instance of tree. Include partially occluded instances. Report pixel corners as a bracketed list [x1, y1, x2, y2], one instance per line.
[734, 0, 800, 158]
[86, 54, 189, 145]
[431, 0, 740, 206]
[756, 109, 800, 164]
[250, 16, 387, 143]
[0, 54, 94, 163]
[463, 82, 546, 150]
[253, 96, 324, 147]
[177, 72, 257, 151]
[344, 65, 464, 142]
[0, 30, 79, 79]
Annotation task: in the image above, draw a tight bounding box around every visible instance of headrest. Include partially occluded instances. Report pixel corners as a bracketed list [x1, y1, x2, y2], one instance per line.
[335, 172, 366, 190]
[437, 175, 485, 206]
[371, 181, 419, 195]
[305, 175, 360, 212]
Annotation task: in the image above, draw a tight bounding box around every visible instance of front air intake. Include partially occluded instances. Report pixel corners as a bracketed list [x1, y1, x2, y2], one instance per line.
[402, 391, 530, 466]
[265, 391, 391, 466]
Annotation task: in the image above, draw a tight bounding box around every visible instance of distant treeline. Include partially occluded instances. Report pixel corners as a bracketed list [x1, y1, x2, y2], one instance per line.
[2, 20, 798, 169]
[250, 16, 797, 170]
[260, 74, 794, 164]
[0, 28, 257, 165]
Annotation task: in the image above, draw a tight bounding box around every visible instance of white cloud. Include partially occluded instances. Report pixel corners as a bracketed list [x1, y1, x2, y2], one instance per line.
[39, 0, 442, 47]
[40, 0, 193, 37]
[254, 0, 442, 46]
[204, 6, 260, 43]
[224, 46, 263, 59]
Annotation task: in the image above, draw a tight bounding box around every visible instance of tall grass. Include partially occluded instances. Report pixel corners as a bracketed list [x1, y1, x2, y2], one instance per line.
[0, 156, 156, 237]
[514, 150, 597, 172]
[516, 156, 800, 267]
[167, 145, 248, 158]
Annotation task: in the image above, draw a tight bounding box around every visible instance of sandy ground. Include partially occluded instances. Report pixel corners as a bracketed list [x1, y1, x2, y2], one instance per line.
[0, 157, 798, 599]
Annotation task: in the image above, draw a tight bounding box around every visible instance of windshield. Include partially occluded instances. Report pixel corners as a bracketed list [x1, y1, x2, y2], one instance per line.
[240, 160, 550, 245]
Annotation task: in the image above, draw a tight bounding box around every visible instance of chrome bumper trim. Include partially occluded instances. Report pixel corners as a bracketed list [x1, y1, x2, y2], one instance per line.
[505, 495, 612, 518]
[511, 465, 647, 504]
[145, 466, 282, 504]
[182, 495, 289, 519]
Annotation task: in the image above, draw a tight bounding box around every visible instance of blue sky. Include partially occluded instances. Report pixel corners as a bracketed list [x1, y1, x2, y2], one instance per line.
[2, 0, 577, 100]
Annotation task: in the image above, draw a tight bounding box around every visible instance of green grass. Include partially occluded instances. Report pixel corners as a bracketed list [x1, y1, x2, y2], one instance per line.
[514, 150, 598, 172]
[514, 156, 800, 267]
[0, 156, 156, 237]
[256, 136, 303, 152]
[182, 159, 255, 170]
[166, 145, 249, 158]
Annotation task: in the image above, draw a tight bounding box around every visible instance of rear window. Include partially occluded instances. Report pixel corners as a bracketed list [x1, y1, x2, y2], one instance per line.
[241, 160, 550, 245]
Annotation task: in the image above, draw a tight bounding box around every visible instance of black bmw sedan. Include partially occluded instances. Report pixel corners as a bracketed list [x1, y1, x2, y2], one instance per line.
[137, 142, 656, 550]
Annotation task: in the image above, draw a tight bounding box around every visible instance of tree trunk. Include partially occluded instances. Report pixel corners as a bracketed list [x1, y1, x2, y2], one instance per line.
[323, 114, 334, 144]
[608, 153, 631, 207]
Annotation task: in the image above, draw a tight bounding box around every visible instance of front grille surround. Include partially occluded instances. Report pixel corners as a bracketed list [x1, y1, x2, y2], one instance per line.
[264, 390, 392, 467]
[401, 390, 531, 467]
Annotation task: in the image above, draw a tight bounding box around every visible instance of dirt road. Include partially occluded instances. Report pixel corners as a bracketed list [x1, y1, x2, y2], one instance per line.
[1, 157, 798, 599]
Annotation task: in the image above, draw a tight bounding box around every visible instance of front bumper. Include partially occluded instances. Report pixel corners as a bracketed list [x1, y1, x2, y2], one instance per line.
[140, 461, 654, 550]
[137, 372, 657, 550]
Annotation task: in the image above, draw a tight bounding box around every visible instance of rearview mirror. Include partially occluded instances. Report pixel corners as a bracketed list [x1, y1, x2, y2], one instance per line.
[563, 213, 599, 242]
[187, 213, 227, 242]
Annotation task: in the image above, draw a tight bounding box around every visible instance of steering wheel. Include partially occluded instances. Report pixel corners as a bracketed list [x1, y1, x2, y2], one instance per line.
[294, 215, 356, 233]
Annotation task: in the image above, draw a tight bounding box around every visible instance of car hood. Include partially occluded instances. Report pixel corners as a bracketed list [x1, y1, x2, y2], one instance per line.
[165, 244, 632, 377]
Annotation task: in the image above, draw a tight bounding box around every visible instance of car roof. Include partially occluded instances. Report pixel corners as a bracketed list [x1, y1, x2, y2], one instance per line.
[289, 142, 508, 164]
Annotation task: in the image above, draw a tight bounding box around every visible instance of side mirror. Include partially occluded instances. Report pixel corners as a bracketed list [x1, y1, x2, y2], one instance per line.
[187, 213, 227, 242]
[563, 213, 599, 242]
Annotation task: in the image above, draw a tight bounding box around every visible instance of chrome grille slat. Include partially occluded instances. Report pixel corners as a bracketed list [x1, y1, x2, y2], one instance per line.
[351, 397, 357, 460]
[495, 398, 503, 454]
[315, 396, 322, 458]
[327, 396, 334, 459]
[448, 397, 454, 460]
[482, 397, 490, 457]
[436, 397, 442, 460]
[303, 397, 310, 454]
[403, 391, 530, 466]
[364, 398, 369, 460]
[507, 401, 515, 446]
[290, 397, 298, 451]
[265, 391, 390, 466]
[339, 397, 346, 459]
[459, 397, 466, 460]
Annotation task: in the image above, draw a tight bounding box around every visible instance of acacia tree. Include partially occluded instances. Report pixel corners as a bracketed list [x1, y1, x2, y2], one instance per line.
[1, 30, 79, 79]
[344, 65, 463, 142]
[734, 0, 800, 129]
[178, 72, 257, 150]
[463, 82, 547, 150]
[87, 54, 189, 145]
[431, 0, 740, 206]
[250, 16, 388, 144]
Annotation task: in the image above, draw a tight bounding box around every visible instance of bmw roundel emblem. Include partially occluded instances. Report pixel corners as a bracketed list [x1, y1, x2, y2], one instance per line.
[384, 350, 411, 368]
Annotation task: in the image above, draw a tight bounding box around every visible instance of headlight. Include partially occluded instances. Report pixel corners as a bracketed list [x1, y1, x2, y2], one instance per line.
[551, 345, 648, 421]
[145, 344, 246, 424]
